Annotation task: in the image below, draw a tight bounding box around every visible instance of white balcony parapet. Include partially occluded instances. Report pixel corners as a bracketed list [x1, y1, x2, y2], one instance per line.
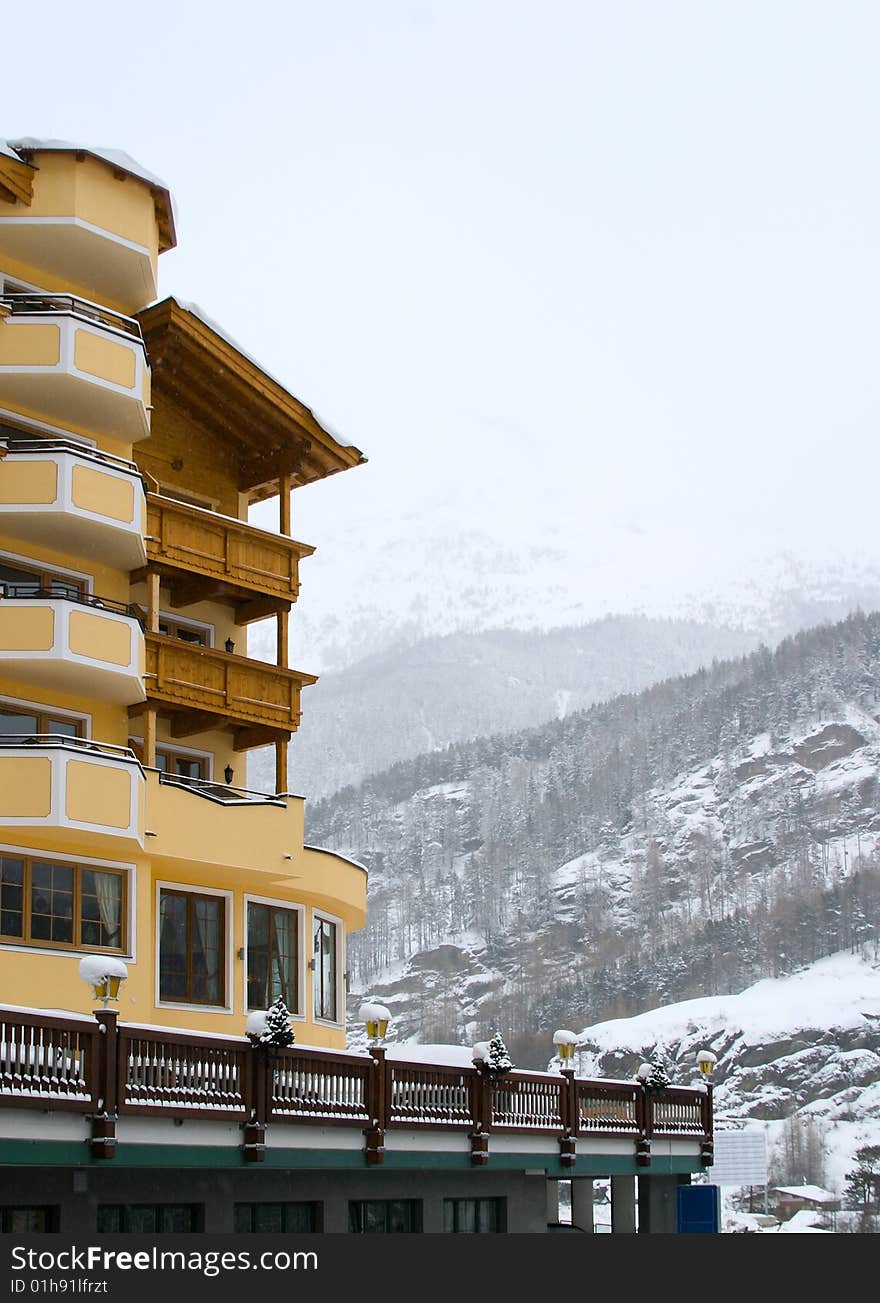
[0, 735, 144, 848]
[0, 592, 145, 705]
[0, 436, 146, 568]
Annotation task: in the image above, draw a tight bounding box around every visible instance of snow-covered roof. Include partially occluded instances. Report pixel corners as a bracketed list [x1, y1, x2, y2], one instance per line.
[1, 138, 176, 250]
[771, 1185, 839, 1204]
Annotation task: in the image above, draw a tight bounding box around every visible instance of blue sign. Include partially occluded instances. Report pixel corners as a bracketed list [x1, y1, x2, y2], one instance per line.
[677, 1184, 721, 1234]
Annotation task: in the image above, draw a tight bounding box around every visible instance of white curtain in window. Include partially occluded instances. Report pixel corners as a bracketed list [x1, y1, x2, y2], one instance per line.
[94, 873, 121, 948]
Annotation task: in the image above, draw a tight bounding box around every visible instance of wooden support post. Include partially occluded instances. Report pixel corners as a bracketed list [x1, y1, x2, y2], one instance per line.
[276, 607, 289, 668]
[146, 569, 160, 633]
[636, 1085, 652, 1166]
[279, 473, 291, 537]
[364, 1046, 386, 1165]
[469, 1067, 490, 1166]
[242, 1044, 268, 1162]
[143, 707, 157, 769]
[275, 737, 289, 796]
[90, 1010, 119, 1160]
[559, 1069, 577, 1168]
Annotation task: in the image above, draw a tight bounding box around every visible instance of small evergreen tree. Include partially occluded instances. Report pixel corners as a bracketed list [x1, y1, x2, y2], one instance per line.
[646, 1055, 670, 1092]
[260, 996, 295, 1048]
[486, 1032, 512, 1074]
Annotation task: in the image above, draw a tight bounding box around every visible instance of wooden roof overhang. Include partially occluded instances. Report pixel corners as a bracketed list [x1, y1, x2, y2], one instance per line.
[0, 151, 35, 206]
[138, 298, 367, 503]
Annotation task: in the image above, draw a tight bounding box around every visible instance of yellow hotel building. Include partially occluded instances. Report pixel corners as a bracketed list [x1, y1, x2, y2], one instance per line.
[0, 138, 367, 1048]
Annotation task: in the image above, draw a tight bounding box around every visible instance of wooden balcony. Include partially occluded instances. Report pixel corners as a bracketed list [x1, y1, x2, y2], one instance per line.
[140, 492, 314, 622]
[0, 1006, 714, 1170]
[141, 632, 316, 749]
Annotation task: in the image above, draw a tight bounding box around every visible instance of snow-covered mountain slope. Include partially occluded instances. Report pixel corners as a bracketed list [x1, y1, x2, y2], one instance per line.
[572, 952, 880, 1195]
[317, 613, 880, 1066]
[250, 615, 757, 798]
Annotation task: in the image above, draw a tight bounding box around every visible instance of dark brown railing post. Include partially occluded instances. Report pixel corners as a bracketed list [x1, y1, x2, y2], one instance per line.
[241, 1044, 268, 1162]
[635, 1084, 652, 1166]
[90, 1010, 118, 1160]
[469, 1067, 490, 1166]
[700, 1082, 714, 1166]
[364, 1047, 386, 1165]
[558, 1069, 577, 1169]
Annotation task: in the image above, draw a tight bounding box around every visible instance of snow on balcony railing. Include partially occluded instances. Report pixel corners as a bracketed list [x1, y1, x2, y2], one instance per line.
[121, 1028, 247, 1116]
[271, 1047, 370, 1123]
[489, 1073, 565, 1130]
[388, 1061, 473, 1127]
[0, 1010, 95, 1107]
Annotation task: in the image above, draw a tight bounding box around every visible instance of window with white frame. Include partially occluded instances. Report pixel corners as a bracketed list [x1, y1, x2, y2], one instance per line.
[312, 913, 340, 1023]
[246, 900, 301, 1014]
[158, 888, 226, 1005]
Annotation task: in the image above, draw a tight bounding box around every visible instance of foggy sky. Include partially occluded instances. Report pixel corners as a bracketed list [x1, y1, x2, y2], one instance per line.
[8, 1, 880, 578]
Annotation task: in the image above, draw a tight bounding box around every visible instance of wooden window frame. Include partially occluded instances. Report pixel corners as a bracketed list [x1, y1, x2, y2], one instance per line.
[0, 700, 85, 738]
[157, 886, 229, 1009]
[155, 746, 209, 780]
[244, 896, 304, 1017]
[156, 613, 212, 647]
[0, 554, 86, 599]
[0, 855, 127, 953]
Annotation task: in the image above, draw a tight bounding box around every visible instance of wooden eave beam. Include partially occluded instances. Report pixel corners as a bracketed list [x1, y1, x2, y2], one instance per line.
[0, 155, 35, 206]
[168, 711, 222, 740]
[233, 724, 290, 752]
[235, 595, 292, 626]
[238, 441, 312, 494]
[138, 299, 366, 484]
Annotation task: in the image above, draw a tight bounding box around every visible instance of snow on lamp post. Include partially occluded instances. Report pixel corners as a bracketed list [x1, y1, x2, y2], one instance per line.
[359, 1001, 391, 1047]
[78, 956, 127, 1010]
[696, 1049, 717, 1080]
[552, 1029, 578, 1073]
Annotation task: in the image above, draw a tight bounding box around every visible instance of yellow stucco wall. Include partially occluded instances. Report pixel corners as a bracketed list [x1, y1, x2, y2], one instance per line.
[68, 609, 134, 668]
[0, 603, 54, 651]
[0, 320, 61, 366]
[0, 756, 51, 816]
[65, 759, 134, 830]
[0, 459, 58, 506]
[70, 462, 137, 524]
[74, 328, 137, 389]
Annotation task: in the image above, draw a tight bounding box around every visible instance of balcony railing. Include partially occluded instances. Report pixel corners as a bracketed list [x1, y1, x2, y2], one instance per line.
[156, 769, 285, 806]
[0, 735, 138, 761]
[144, 632, 315, 742]
[0, 585, 144, 625]
[143, 492, 313, 619]
[0, 1008, 714, 1168]
[0, 293, 144, 345]
[0, 433, 144, 481]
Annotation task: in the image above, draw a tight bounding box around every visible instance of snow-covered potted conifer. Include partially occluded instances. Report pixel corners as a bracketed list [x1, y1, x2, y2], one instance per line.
[256, 997, 295, 1049]
[484, 1032, 513, 1076]
[638, 1054, 670, 1092]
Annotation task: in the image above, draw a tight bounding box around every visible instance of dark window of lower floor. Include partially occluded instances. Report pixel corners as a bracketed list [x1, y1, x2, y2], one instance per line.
[348, 1199, 422, 1233]
[0, 1207, 58, 1232]
[234, 1202, 321, 1233]
[97, 1204, 201, 1233]
[443, 1197, 506, 1233]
